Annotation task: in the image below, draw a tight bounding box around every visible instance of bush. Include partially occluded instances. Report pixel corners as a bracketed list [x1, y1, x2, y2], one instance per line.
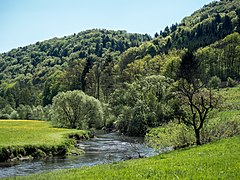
[209, 76, 221, 89]
[114, 106, 131, 134]
[32, 149, 47, 158]
[10, 110, 19, 119]
[0, 113, 10, 119]
[17, 105, 33, 120]
[201, 116, 240, 143]
[227, 77, 237, 87]
[146, 121, 195, 149]
[147, 114, 240, 149]
[127, 101, 148, 136]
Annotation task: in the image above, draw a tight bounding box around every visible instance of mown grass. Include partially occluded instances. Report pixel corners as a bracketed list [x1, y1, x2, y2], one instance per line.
[6, 136, 240, 180]
[0, 120, 86, 147]
[0, 120, 89, 161]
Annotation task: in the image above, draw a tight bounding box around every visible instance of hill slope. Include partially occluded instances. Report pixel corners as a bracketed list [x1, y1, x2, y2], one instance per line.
[154, 0, 240, 52]
[0, 0, 239, 109]
[0, 30, 150, 107]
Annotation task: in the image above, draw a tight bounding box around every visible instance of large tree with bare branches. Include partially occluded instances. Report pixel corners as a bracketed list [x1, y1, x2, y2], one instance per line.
[176, 79, 220, 145]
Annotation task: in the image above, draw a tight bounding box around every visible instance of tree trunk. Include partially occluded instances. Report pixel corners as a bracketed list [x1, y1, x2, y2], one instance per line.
[195, 128, 201, 145]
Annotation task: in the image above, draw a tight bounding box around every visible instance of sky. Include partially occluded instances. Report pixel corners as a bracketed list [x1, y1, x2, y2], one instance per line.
[0, 0, 215, 53]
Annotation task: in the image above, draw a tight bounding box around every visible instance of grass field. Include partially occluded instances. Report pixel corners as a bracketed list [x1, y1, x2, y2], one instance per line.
[6, 136, 239, 180]
[0, 120, 89, 161]
[0, 120, 86, 147]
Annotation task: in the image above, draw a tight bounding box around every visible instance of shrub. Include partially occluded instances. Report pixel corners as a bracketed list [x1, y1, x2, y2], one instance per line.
[146, 121, 195, 149]
[17, 105, 33, 120]
[201, 116, 240, 143]
[32, 149, 47, 158]
[0, 113, 10, 119]
[227, 77, 237, 87]
[10, 110, 19, 119]
[209, 76, 221, 89]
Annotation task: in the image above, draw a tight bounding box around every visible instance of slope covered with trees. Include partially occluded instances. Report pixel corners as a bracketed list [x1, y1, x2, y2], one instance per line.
[0, 0, 239, 145]
[0, 29, 151, 108]
[155, 0, 240, 51]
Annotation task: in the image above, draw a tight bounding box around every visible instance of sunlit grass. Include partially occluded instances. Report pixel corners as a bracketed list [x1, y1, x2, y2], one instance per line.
[0, 120, 86, 147]
[6, 136, 240, 179]
[220, 85, 240, 110]
[211, 85, 240, 124]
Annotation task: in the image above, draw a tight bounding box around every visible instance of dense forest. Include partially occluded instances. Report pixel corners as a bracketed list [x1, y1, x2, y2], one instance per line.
[0, 0, 239, 144]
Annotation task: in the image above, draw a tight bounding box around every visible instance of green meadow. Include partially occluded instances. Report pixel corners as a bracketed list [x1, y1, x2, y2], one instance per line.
[6, 136, 239, 180]
[0, 120, 86, 146]
[0, 120, 89, 161]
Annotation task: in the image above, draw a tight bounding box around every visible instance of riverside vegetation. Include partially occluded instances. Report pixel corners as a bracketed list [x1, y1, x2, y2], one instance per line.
[0, 120, 91, 161]
[0, 0, 240, 178]
[4, 136, 240, 179]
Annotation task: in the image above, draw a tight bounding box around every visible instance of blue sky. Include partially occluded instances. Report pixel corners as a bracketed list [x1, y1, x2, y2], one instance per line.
[0, 0, 215, 53]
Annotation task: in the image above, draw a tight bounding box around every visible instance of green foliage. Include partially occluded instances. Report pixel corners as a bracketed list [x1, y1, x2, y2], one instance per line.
[147, 85, 240, 147]
[110, 75, 177, 136]
[202, 112, 240, 143]
[227, 77, 238, 87]
[145, 0, 240, 63]
[8, 136, 240, 179]
[0, 29, 150, 106]
[208, 76, 221, 89]
[0, 0, 239, 139]
[196, 32, 240, 81]
[0, 104, 49, 120]
[51, 90, 104, 129]
[146, 122, 195, 149]
[121, 49, 185, 83]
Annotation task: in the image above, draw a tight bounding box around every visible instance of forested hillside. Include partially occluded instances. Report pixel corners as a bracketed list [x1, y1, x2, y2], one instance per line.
[0, 0, 239, 139]
[0, 30, 150, 108]
[156, 0, 240, 50]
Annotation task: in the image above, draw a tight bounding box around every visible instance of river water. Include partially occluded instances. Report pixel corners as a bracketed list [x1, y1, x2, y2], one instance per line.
[0, 133, 158, 178]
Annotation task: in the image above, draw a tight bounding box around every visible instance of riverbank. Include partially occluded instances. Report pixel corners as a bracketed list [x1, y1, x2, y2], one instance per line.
[5, 136, 240, 179]
[0, 120, 91, 162]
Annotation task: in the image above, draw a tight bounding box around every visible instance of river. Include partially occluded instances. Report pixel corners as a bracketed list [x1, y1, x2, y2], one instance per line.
[0, 133, 158, 178]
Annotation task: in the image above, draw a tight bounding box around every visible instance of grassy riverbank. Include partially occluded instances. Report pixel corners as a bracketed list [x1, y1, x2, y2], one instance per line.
[5, 136, 239, 179]
[0, 120, 89, 161]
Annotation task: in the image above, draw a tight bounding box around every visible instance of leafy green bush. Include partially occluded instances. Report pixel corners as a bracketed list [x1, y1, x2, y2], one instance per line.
[110, 75, 176, 136]
[0, 113, 10, 119]
[32, 149, 47, 158]
[227, 77, 237, 87]
[201, 115, 240, 143]
[209, 76, 221, 89]
[10, 110, 19, 119]
[146, 121, 195, 149]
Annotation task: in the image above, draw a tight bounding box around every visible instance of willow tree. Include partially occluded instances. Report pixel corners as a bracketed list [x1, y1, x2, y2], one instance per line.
[51, 90, 104, 129]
